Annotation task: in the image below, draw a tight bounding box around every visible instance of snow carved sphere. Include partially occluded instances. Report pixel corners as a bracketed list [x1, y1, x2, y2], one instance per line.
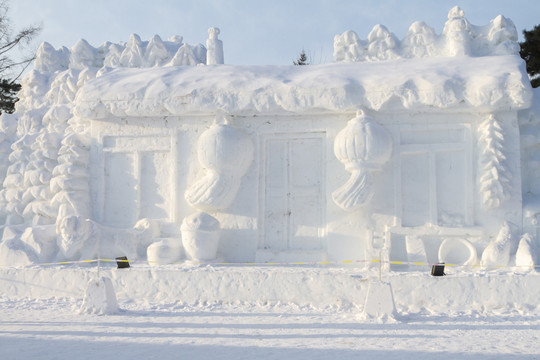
[197, 123, 254, 175]
[334, 110, 392, 171]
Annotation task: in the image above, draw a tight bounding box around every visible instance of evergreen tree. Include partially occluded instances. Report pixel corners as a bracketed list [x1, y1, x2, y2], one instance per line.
[520, 25, 540, 88]
[293, 49, 309, 65]
[0, 79, 20, 113]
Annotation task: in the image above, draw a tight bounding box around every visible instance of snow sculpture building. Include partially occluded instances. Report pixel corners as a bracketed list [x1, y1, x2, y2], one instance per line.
[0, 8, 538, 268]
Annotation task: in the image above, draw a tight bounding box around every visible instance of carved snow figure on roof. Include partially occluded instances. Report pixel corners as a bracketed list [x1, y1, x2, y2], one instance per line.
[333, 110, 392, 211]
[120, 34, 145, 68]
[401, 21, 437, 58]
[442, 6, 472, 56]
[367, 25, 400, 61]
[103, 43, 124, 68]
[145, 35, 171, 67]
[169, 44, 200, 66]
[34, 42, 69, 74]
[333, 30, 365, 62]
[488, 15, 520, 55]
[69, 39, 100, 69]
[206, 27, 223, 65]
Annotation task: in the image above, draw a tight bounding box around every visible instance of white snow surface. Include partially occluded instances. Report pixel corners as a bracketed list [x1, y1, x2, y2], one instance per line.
[75, 55, 532, 118]
[1, 264, 540, 359]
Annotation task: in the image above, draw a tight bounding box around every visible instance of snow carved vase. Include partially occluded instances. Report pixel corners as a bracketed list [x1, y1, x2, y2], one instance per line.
[181, 212, 220, 261]
[333, 110, 392, 211]
[185, 115, 254, 211]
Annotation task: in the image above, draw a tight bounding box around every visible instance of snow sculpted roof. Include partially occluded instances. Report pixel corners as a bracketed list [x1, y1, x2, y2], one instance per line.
[71, 6, 532, 118]
[74, 55, 532, 118]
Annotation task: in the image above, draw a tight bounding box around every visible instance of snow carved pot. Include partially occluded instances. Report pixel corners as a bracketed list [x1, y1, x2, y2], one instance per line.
[333, 110, 392, 211]
[185, 118, 254, 211]
[181, 212, 220, 261]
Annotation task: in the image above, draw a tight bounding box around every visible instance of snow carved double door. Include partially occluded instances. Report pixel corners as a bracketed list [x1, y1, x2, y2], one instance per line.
[259, 132, 326, 258]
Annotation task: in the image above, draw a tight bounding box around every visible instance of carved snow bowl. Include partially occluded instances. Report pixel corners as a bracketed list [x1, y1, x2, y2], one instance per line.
[147, 238, 183, 265]
[181, 212, 221, 261]
[438, 238, 478, 266]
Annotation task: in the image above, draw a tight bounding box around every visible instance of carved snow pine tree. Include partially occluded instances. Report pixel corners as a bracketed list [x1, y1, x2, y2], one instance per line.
[478, 114, 512, 209]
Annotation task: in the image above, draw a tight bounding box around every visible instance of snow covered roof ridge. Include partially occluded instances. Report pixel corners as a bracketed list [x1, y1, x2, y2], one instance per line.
[33, 27, 225, 73]
[334, 6, 520, 62]
[74, 55, 532, 118]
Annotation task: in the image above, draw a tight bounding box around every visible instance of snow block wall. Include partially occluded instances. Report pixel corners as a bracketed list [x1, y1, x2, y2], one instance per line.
[0, 8, 537, 269]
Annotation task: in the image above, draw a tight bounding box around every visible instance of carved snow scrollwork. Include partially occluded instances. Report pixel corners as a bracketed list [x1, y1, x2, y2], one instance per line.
[332, 110, 392, 211]
[185, 115, 254, 211]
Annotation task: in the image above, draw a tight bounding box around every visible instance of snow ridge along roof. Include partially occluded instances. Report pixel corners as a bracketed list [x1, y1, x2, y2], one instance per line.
[74, 55, 532, 118]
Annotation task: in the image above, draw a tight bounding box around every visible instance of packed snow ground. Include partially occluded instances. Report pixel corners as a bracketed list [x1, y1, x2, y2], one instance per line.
[1, 294, 540, 360]
[1, 263, 540, 359]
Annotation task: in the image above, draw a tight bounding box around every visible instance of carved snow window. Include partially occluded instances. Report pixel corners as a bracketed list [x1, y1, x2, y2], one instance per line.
[100, 135, 174, 227]
[398, 125, 473, 228]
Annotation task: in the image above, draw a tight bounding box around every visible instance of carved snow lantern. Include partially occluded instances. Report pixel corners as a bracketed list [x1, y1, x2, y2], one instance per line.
[333, 110, 392, 211]
[185, 115, 254, 211]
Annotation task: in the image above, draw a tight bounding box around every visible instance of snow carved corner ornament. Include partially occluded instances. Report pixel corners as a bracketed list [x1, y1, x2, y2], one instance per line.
[185, 114, 254, 212]
[332, 110, 392, 211]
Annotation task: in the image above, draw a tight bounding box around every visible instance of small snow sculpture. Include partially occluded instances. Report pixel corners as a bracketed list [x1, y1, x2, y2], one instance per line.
[481, 222, 515, 268]
[69, 39, 100, 69]
[438, 238, 478, 266]
[401, 21, 437, 58]
[333, 110, 392, 211]
[333, 30, 365, 62]
[367, 25, 400, 61]
[487, 15, 520, 55]
[515, 233, 537, 269]
[119, 34, 145, 68]
[80, 276, 119, 315]
[145, 35, 171, 67]
[33, 42, 70, 73]
[169, 44, 200, 66]
[0, 224, 57, 266]
[442, 6, 472, 56]
[181, 212, 220, 261]
[56, 216, 154, 261]
[478, 114, 512, 209]
[185, 114, 254, 211]
[103, 43, 124, 68]
[147, 238, 182, 265]
[206, 27, 224, 65]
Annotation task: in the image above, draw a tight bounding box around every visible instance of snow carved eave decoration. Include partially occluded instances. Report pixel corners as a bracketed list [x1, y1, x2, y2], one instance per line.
[73, 55, 532, 119]
[185, 115, 254, 211]
[333, 110, 392, 211]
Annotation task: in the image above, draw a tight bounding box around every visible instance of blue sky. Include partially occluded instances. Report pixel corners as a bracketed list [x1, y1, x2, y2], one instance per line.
[10, 0, 540, 65]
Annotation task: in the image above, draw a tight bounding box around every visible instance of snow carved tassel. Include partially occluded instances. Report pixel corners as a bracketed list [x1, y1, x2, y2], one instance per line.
[185, 113, 254, 211]
[333, 110, 392, 211]
[478, 114, 512, 209]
